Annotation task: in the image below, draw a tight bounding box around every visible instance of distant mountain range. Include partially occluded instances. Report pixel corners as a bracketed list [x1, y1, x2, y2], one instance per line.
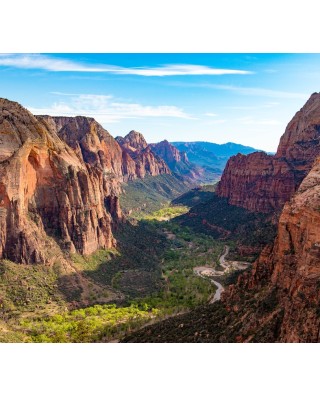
[171, 141, 260, 173]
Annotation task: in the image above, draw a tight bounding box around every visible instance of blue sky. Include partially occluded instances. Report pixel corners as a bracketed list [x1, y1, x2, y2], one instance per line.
[0, 53, 319, 151]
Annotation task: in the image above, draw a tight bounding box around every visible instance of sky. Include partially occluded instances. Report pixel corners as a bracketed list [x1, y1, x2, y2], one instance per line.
[0, 53, 319, 152]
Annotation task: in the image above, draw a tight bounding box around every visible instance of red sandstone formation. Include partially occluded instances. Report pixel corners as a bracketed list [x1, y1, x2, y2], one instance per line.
[116, 131, 171, 178]
[38, 117, 137, 184]
[150, 139, 204, 182]
[222, 156, 320, 342]
[217, 93, 320, 213]
[0, 99, 118, 264]
[0, 101, 175, 265]
[149, 140, 188, 167]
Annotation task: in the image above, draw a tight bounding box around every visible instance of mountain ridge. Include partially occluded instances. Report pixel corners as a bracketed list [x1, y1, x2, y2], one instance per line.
[217, 92, 320, 213]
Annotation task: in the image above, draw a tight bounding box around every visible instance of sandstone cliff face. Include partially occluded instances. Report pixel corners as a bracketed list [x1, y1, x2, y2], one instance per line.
[149, 140, 187, 167]
[116, 131, 171, 178]
[38, 116, 137, 185]
[221, 157, 320, 342]
[267, 158, 320, 341]
[217, 93, 320, 213]
[118, 130, 148, 151]
[0, 99, 116, 264]
[217, 152, 296, 212]
[149, 139, 206, 183]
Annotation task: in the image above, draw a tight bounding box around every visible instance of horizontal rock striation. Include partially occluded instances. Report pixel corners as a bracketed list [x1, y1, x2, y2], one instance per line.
[222, 156, 320, 342]
[217, 93, 320, 213]
[0, 99, 117, 264]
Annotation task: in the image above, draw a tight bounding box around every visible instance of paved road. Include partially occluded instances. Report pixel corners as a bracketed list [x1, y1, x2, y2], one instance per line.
[193, 245, 249, 303]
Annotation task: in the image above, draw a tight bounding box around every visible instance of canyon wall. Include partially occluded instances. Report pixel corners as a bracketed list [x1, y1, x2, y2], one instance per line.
[0, 99, 116, 264]
[217, 93, 320, 213]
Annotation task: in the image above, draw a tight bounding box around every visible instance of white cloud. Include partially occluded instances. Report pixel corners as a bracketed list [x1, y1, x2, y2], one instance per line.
[0, 54, 253, 76]
[224, 102, 280, 110]
[27, 93, 193, 123]
[237, 116, 283, 126]
[171, 82, 307, 99]
[220, 85, 307, 99]
[204, 112, 218, 117]
[205, 119, 226, 125]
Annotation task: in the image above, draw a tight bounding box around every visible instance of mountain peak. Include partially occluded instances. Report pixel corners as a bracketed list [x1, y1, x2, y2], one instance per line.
[123, 130, 148, 150]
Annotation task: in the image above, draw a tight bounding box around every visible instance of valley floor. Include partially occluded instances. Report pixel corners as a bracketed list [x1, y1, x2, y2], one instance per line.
[0, 186, 255, 343]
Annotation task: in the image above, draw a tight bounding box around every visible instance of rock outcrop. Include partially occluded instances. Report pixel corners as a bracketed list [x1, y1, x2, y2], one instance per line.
[150, 140, 189, 168]
[217, 93, 320, 213]
[116, 131, 171, 178]
[117, 130, 148, 151]
[150, 140, 205, 182]
[0, 99, 117, 264]
[38, 117, 137, 184]
[216, 152, 296, 213]
[221, 156, 320, 342]
[0, 101, 176, 265]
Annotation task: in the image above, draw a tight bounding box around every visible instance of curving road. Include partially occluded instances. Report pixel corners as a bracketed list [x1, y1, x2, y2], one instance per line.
[193, 245, 249, 303]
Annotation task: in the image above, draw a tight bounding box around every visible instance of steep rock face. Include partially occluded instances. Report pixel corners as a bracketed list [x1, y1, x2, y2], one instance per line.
[38, 116, 137, 184]
[216, 152, 295, 212]
[116, 131, 170, 178]
[222, 157, 320, 342]
[267, 158, 320, 341]
[0, 99, 116, 264]
[150, 140, 205, 182]
[118, 130, 148, 151]
[150, 140, 187, 167]
[217, 93, 320, 213]
[133, 145, 171, 178]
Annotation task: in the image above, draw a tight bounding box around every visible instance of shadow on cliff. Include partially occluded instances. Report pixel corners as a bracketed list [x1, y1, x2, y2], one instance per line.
[57, 220, 170, 305]
[171, 187, 215, 207]
[173, 193, 277, 261]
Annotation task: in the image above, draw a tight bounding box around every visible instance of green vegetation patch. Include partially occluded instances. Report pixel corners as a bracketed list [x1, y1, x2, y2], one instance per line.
[129, 220, 224, 311]
[120, 174, 190, 217]
[19, 304, 160, 343]
[0, 260, 66, 317]
[172, 185, 216, 207]
[143, 205, 189, 221]
[174, 193, 277, 261]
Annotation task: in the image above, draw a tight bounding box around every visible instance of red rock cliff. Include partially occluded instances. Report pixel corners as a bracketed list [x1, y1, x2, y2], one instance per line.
[217, 93, 320, 213]
[0, 99, 117, 264]
[149, 139, 206, 183]
[149, 140, 186, 167]
[38, 116, 137, 184]
[116, 131, 171, 178]
[223, 156, 320, 342]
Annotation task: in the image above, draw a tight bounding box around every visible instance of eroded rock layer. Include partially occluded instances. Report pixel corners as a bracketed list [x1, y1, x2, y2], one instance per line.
[217, 93, 320, 213]
[222, 157, 320, 342]
[116, 131, 171, 178]
[0, 99, 116, 263]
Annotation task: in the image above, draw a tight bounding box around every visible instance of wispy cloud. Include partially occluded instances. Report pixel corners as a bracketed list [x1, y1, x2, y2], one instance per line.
[237, 116, 283, 126]
[0, 54, 253, 76]
[204, 112, 218, 117]
[217, 85, 307, 99]
[205, 119, 226, 125]
[171, 82, 307, 99]
[224, 102, 280, 110]
[27, 93, 194, 123]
